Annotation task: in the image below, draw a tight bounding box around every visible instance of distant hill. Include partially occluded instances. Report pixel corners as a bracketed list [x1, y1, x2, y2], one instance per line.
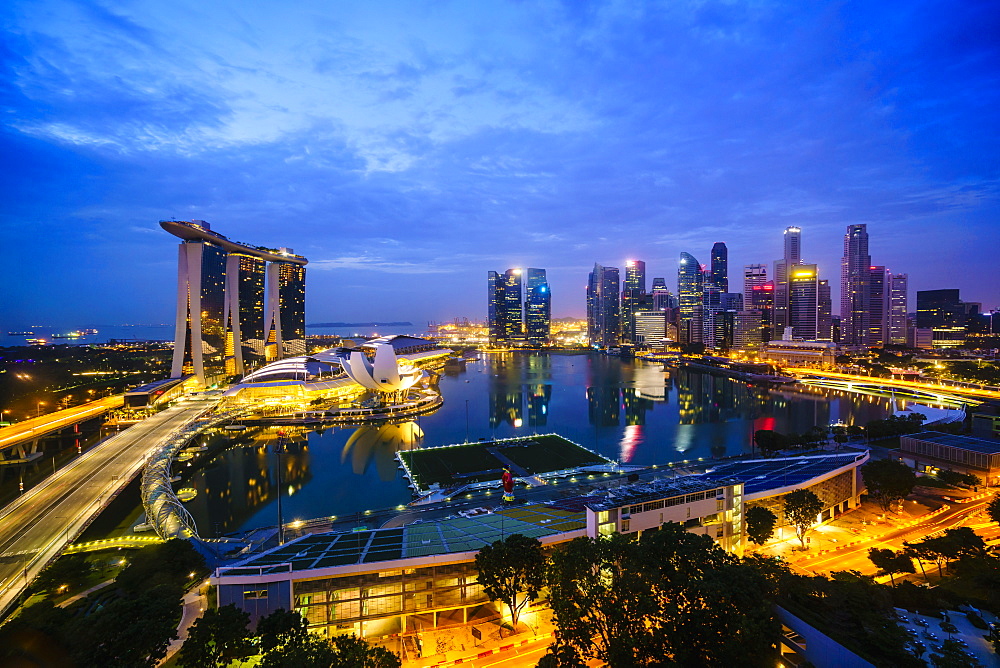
[306, 322, 414, 328]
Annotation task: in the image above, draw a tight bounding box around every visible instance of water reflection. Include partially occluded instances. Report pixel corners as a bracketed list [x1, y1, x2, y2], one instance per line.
[342, 422, 424, 481]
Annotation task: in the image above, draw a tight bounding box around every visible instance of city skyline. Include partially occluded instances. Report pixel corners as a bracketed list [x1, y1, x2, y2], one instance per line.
[4, 1, 998, 327]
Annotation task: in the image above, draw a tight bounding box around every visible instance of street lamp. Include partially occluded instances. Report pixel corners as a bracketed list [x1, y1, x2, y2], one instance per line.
[36, 401, 46, 417]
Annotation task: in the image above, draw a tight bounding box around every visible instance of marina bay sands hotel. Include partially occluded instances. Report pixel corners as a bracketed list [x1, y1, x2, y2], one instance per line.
[161, 220, 307, 386]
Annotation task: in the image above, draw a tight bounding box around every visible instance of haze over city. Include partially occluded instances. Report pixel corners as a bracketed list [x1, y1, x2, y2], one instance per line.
[3, 0, 998, 327]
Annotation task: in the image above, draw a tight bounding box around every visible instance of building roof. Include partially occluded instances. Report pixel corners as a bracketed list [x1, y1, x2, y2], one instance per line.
[902, 431, 1000, 455]
[695, 452, 865, 495]
[160, 219, 308, 265]
[125, 376, 187, 395]
[585, 476, 735, 511]
[220, 504, 586, 576]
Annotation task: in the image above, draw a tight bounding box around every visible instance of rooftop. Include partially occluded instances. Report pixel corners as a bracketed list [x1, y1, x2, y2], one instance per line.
[694, 452, 866, 495]
[902, 431, 1000, 455]
[585, 476, 735, 511]
[220, 504, 586, 576]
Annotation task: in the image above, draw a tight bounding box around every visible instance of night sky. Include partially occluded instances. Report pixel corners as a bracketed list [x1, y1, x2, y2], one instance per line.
[4, 1, 998, 327]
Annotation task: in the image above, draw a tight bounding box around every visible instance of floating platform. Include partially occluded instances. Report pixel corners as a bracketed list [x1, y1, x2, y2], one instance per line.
[397, 433, 611, 495]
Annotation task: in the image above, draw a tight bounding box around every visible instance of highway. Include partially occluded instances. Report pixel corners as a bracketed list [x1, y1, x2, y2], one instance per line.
[0, 398, 216, 617]
[785, 368, 1000, 401]
[0, 395, 124, 453]
[784, 493, 997, 578]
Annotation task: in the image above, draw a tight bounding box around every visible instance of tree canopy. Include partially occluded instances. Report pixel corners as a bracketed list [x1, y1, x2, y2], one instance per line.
[745, 506, 778, 546]
[783, 489, 823, 548]
[545, 523, 779, 667]
[867, 548, 915, 586]
[180, 604, 253, 668]
[988, 494, 1000, 527]
[474, 533, 547, 633]
[861, 459, 916, 512]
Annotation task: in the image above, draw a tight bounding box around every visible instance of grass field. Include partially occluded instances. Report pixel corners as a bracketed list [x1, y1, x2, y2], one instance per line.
[399, 434, 608, 491]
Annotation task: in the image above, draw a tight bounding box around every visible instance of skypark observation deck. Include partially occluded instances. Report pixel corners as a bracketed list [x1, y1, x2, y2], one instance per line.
[159, 219, 308, 265]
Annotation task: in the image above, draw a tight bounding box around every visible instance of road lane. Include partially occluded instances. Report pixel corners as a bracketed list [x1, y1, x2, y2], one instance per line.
[0, 399, 216, 616]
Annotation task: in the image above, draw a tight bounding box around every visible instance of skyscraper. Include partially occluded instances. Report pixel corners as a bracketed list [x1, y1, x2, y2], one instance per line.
[773, 226, 802, 330]
[917, 289, 966, 348]
[651, 278, 675, 310]
[225, 253, 266, 375]
[621, 260, 646, 344]
[677, 252, 704, 344]
[867, 265, 889, 347]
[888, 274, 908, 345]
[743, 264, 767, 295]
[749, 282, 775, 342]
[840, 224, 871, 345]
[162, 219, 308, 386]
[265, 261, 307, 359]
[587, 263, 621, 348]
[788, 264, 819, 340]
[710, 242, 728, 292]
[524, 268, 551, 345]
[487, 268, 527, 346]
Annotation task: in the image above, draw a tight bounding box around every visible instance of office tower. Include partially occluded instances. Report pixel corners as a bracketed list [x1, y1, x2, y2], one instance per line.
[743, 264, 767, 295]
[487, 271, 504, 345]
[840, 224, 871, 345]
[634, 311, 667, 350]
[788, 264, 819, 339]
[733, 310, 763, 351]
[651, 277, 667, 293]
[587, 264, 621, 348]
[225, 253, 266, 375]
[702, 279, 724, 348]
[621, 260, 646, 344]
[749, 282, 775, 342]
[265, 261, 307, 359]
[677, 253, 704, 344]
[162, 219, 308, 385]
[867, 265, 889, 347]
[487, 268, 526, 346]
[888, 273, 908, 345]
[710, 242, 728, 292]
[817, 279, 832, 341]
[916, 289, 966, 348]
[171, 239, 227, 383]
[524, 268, 551, 345]
[651, 278, 676, 310]
[773, 226, 802, 330]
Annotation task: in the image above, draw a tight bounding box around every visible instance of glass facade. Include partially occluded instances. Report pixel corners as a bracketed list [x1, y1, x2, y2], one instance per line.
[278, 263, 307, 357]
[524, 268, 550, 345]
[587, 264, 620, 348]
[173, 241, 228, 383]
[677, 253, 703, 344]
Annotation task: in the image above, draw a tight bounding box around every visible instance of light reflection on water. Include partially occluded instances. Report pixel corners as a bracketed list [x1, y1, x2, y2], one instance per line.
[184, 352, 894, 536]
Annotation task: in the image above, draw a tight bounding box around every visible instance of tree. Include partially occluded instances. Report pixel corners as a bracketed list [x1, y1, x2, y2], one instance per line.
[31, 554, 93, 595]
[329, 634, 401, 668]
[988, 494, 1000, 527]
[930, 639, 984, 668]
[257, 608, 308, 655]
[72, 591, 180, 667]
[179, 604, 253, 668]
[866, 548, 915, 586]
[474, 533, 546, 634]
[745, 506, 778, 545]
[753, 429, 786, 456]
[861, 459, 916, 512]
[116, 538, 206, 598]
[259, 633, 337, 668]
[545, 525, 779, 667]
[783, 489, 823, 549]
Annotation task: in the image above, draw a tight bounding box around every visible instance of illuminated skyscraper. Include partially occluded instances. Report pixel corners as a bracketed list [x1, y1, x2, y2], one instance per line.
[587, 263, 620, 348]
[743, 264, 767, 295]
[265, 261, 306, 359]
[621, 260, 646, 344]
[487, 268, 525, 346]
[888, 273, 908, 345]
[917, 289, 966, 348]
[678, 252, 704, 344]
[710, 242, 728, 292]
[789, 263, 819, 339]
[840, 224, 871, 345]
[867, 265, 889, 347]
[773, 226, 802, 331]
[651, 278, 675, 310]
[162, 219, 308, 385]
[749, 282, 775, 342]
[524, 268, 551, 345]
[225, 253, 266, 374]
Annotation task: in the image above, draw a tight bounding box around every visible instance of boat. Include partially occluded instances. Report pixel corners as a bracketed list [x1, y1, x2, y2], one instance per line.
[7, 331, 33, 336]
[223, 425, 247, 431]
[176, 488, 198, 502]
[52, 331, 84, 339]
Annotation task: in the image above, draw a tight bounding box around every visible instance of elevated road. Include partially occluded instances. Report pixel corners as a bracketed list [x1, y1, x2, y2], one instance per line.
[0, 395, 124, 456]
[0, 397, 217, 618]
[786, 368, 1000, 402]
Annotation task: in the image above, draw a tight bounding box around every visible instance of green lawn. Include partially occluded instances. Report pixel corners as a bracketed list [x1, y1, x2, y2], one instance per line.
[400, 435, 608, 491]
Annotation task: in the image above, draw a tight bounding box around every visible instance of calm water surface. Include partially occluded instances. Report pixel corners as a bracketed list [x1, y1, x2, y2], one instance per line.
[183, 352, 893, 536]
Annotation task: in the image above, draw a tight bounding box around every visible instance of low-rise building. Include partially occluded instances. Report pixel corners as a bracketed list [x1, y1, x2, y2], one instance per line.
[898, 431, 1000, 485]
[762, 340, 839, 368]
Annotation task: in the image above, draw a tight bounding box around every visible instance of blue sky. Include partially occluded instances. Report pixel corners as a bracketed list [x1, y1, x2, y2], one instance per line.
[3, 0, 998, 326]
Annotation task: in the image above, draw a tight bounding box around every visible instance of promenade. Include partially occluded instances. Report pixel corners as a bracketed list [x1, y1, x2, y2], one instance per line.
[0, 397, 217, 617]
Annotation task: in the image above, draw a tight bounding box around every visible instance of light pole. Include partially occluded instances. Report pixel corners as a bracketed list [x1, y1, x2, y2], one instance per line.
[274, 431, 287, 546]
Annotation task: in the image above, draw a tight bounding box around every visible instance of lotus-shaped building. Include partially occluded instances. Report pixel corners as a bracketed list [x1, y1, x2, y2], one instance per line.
[336, 343, 422, 395]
